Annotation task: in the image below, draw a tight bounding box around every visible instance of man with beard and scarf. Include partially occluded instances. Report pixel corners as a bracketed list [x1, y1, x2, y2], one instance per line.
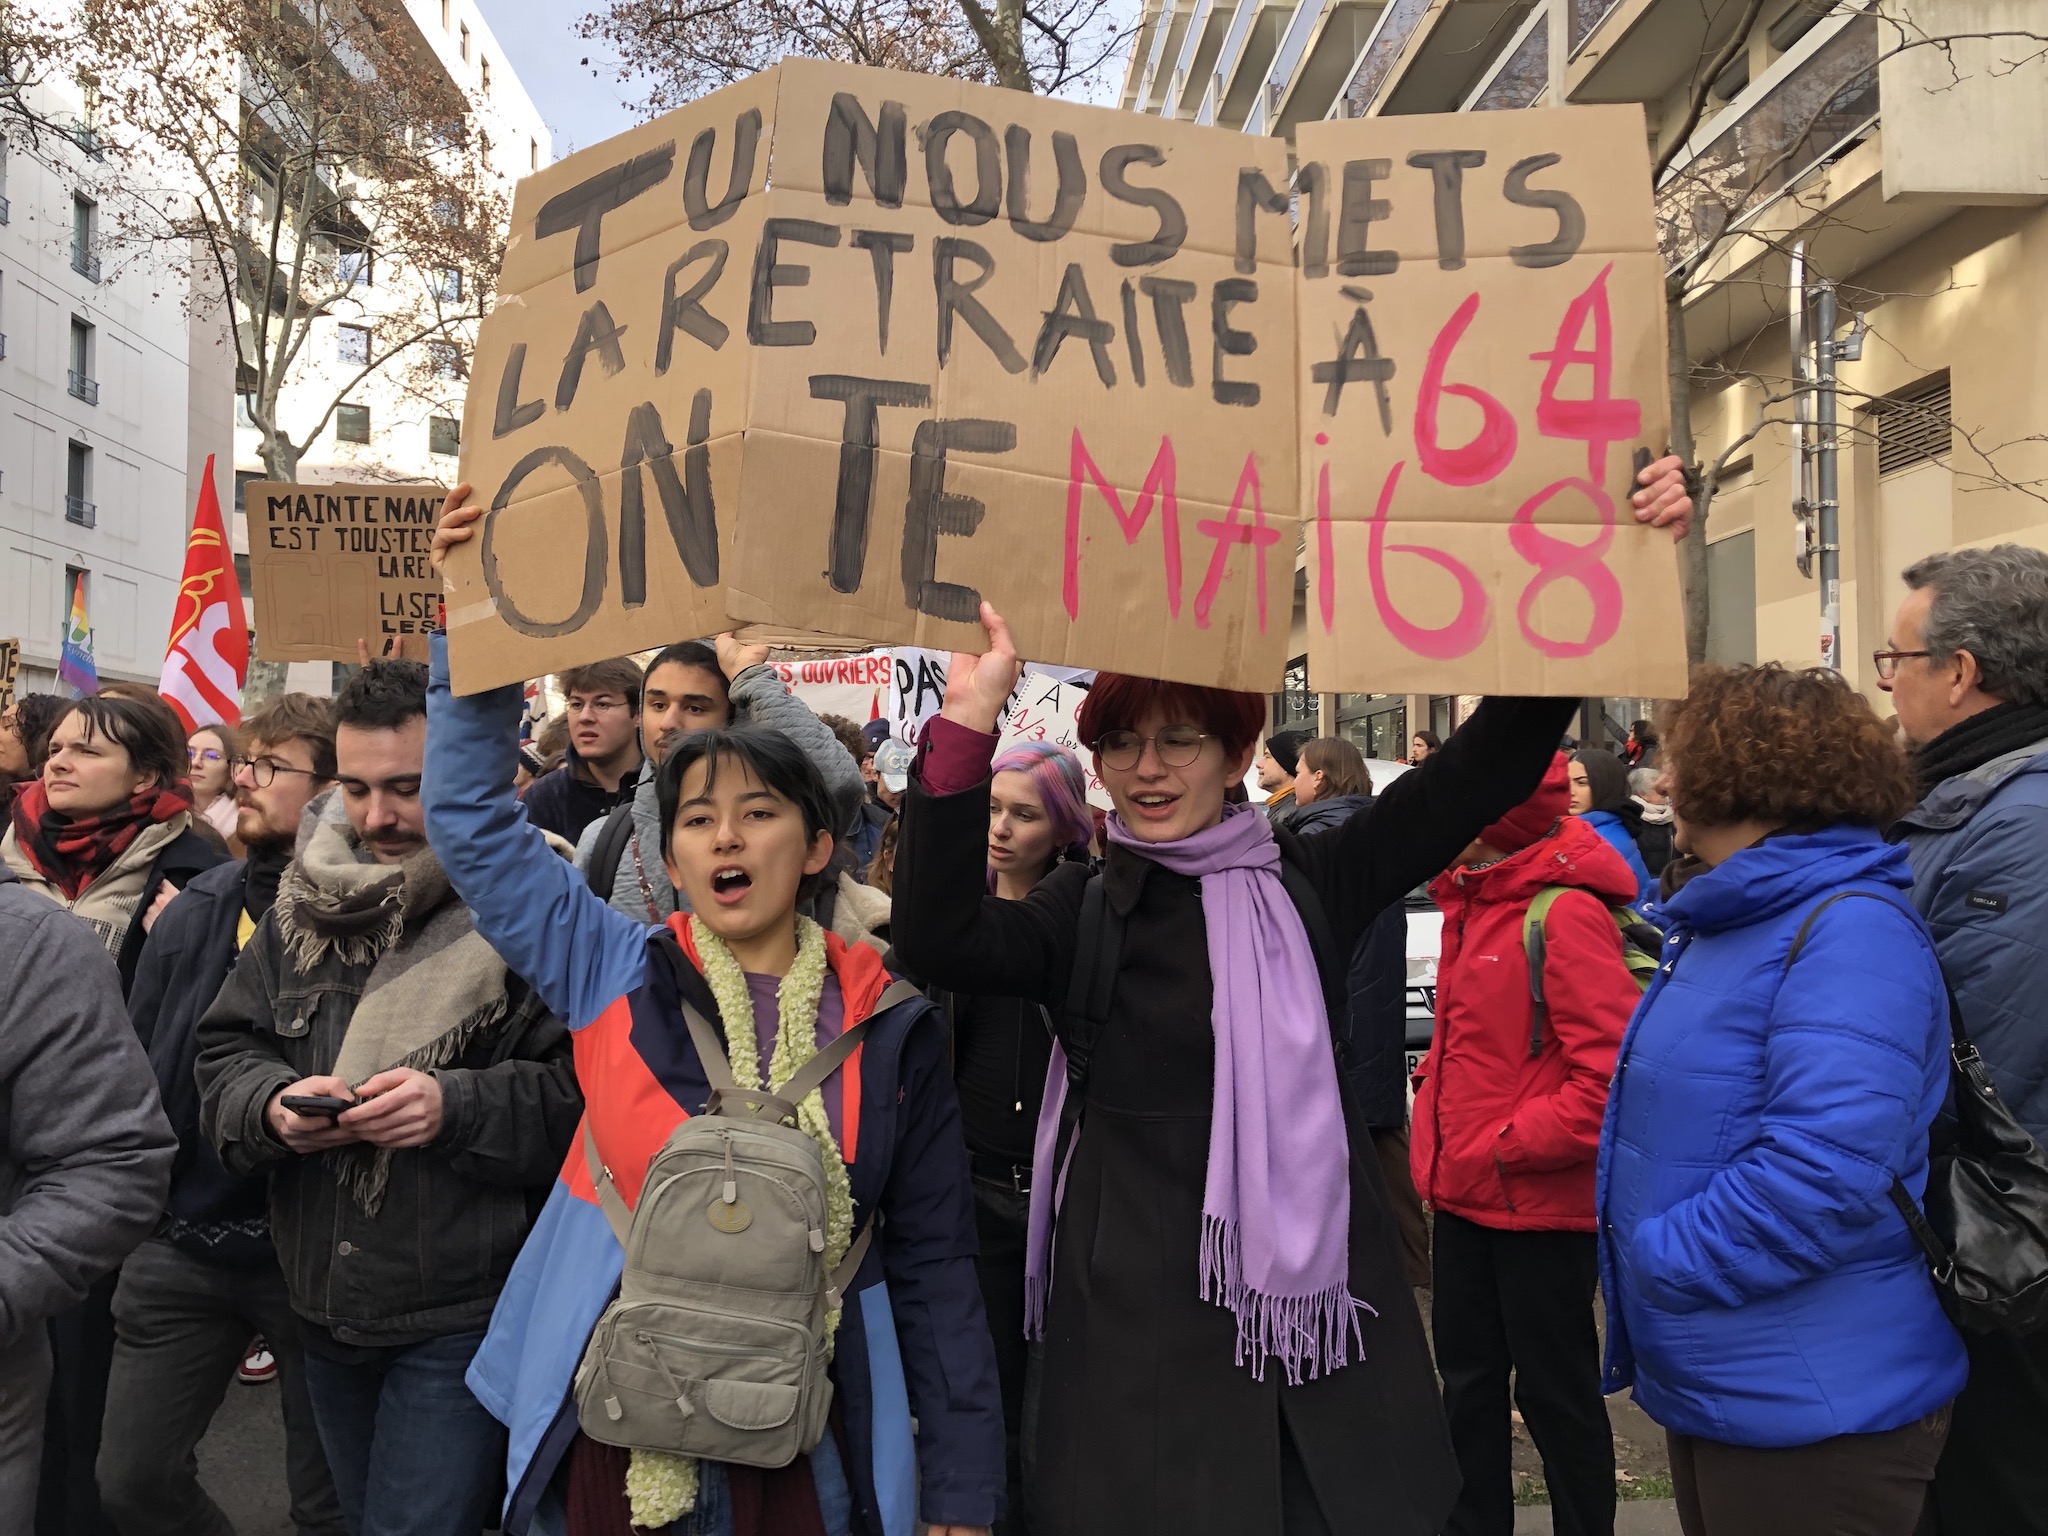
[195, 660, 582, 1536]
[1877, 545, 2048, 1536]
[101, 693, 346, 1536]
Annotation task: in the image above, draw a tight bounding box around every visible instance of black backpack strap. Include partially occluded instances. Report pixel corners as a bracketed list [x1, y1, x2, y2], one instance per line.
[1781, 889, 1958, 1279]
[586, 802, 635, 898]
[1054, 874, 1122, 1171]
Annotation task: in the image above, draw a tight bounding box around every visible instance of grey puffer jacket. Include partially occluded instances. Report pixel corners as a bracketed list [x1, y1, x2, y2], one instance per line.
[575, 662, 866, 923]
[1893, 737, 2048, 1142]
[0, 866, 175, 1346]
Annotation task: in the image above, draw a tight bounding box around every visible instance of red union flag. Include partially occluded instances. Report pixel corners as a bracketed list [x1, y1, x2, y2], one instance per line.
[159, 454, 249, 731]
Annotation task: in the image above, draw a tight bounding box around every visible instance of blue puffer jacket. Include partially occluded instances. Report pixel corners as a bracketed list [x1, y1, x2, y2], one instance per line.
[1597, 824, 1965, 1447]
[1579, 809, 1657, 911]
[1892, 738, 2048, 1142]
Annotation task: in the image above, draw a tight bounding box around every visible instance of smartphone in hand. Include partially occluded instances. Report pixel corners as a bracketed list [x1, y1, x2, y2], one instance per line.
[279, 1093, 355, 1118]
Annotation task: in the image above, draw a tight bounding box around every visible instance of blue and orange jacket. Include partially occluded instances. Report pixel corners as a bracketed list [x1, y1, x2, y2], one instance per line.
[424, 638, 1004, 1534]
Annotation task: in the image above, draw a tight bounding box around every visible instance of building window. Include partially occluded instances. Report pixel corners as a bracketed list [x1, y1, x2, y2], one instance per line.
[429, 416, 461, 456]
[529, 137, 539, 172]
[480, 56, 490, 94]
[0, 143, 11, 224]
[1273, 655, 1316, 734]
[1335, 693, 1408, 763]
[459, 21, 469, 59]
[440, 0, 449, 26]
[66, 441, 93, 525]
[431, 267, 462, 302]
[335, 403, 370, 444]
[336, 323, 370, 365]
[428, 339, 465, 379]
[70, 195, 98, 282]
[67, 318, 95, 403]
[1873, 370, 1953, 476]
[337, 245, 373, 287]
[1705, 530, 1758, 666]
[234, 470, 262, 512]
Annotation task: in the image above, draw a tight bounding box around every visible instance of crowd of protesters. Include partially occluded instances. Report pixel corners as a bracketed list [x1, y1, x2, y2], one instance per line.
[4, 455, 2048, 1536]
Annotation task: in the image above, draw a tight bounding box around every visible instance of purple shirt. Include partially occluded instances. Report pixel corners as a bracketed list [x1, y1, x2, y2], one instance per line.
[742, 970, 849, 1143]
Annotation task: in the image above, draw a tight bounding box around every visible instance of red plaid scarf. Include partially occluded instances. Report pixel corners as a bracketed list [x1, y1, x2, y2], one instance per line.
[9, 777, 193, 900]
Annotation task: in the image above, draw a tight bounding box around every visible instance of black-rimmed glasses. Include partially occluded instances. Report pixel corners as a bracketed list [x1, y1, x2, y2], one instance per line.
[231, 755, 328, 788]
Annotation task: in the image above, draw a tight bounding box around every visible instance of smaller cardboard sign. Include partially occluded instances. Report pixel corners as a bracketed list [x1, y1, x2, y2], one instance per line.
[246, 482, 446, 663]
[888, 647, 953, 747]
[998, 670, 1110, 809]
[0, 637, 17, 711]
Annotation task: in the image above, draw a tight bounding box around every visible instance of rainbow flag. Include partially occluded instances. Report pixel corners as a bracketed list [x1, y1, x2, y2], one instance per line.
[57, 571, 97, 696]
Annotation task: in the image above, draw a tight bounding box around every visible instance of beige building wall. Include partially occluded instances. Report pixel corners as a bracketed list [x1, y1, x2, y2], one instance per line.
[1689, 198, 2048, 708]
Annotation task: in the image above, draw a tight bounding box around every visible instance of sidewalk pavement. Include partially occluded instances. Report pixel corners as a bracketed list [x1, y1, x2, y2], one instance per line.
[1516, 1500, 1683, 1535]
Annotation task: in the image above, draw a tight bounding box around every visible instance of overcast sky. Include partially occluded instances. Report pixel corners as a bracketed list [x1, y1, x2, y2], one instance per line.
[473, 1, 645, 159]
[474, 0, 1137, 164]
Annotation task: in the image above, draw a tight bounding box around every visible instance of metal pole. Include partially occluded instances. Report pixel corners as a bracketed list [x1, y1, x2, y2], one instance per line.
[1815, 282, 1842, 670]
[1789, 241, 1815, 580]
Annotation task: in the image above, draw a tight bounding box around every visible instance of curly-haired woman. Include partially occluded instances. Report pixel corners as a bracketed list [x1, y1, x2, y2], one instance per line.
[1598, 665, 1964, 1536]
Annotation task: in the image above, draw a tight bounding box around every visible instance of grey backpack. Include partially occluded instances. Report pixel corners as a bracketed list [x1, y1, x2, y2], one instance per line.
[572, 968, 920, 1468]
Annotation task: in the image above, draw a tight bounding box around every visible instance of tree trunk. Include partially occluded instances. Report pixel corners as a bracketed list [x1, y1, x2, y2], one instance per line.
[1667, 284, 1710, 667]
[241, 424, 299, 708]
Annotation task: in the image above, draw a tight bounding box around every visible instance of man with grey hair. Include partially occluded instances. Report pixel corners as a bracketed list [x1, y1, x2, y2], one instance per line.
[1878, 542, 2048, 1536]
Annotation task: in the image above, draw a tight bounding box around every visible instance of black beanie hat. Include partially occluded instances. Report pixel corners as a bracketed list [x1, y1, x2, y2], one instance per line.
[1264, 729, 1312, 778]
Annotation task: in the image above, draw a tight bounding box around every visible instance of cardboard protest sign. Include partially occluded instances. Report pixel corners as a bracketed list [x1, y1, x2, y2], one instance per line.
[999, 670, 1111, 809]
[1295, 108, 1685, 697]
[446, 63, 1682, 701]
[247, 482, 446, 663]
[446, 58, 1297, 696]
[0, 637, 17, 710]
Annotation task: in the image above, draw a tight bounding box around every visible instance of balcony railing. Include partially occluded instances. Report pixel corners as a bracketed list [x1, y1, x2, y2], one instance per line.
[1469, 13, 1547, 110]
[68, 370, 98, 405]
[70, 123, 105, 161]
[71, 247, 100, 283]
[1569, 0, 1622, 57]
[1657, 13, 1879, 266]
[0, 194, 11, 225]
[0, 334, 9, 360]
[65, 494, 95, 527]
[1337, 0, 1430, 117]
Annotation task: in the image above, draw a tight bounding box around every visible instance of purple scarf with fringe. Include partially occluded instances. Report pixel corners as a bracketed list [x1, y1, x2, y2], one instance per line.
[1023, 801, 1369, 1383]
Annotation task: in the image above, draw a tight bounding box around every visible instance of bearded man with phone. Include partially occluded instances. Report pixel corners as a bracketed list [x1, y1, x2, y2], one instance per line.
[195, 659, 581, 1536]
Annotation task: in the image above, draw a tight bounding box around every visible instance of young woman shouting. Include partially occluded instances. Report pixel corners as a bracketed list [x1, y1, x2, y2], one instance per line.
[424, 504, 1003, 1536]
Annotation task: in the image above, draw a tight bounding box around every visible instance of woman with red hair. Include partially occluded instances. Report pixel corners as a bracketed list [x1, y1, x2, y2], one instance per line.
[886, 454, 1691, 1536]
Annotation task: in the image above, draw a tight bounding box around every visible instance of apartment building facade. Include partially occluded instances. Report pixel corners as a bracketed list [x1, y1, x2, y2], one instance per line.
[0, 60, 218, 695]
[1122, 0, 2048, 745]
[230, 0, 550, 556]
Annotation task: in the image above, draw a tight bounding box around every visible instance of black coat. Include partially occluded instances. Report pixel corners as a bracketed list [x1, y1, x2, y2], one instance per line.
[894, 696, 1576, 1536]
[128, 858, 275, 1265]
[113, 826, 227, 995]
[1287, 795, 1410, 1129]
[194, 899, 582, 1346]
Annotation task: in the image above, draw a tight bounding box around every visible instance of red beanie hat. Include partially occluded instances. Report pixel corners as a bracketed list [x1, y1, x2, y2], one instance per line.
[1479, 751, 1570, 854]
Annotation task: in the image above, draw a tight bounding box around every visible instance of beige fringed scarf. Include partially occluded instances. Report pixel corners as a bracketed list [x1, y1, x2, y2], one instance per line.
[273, 797, 510, 1215]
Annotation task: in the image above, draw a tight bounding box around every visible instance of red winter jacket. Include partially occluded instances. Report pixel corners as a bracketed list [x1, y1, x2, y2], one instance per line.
[1410, 815, 1643, 1232]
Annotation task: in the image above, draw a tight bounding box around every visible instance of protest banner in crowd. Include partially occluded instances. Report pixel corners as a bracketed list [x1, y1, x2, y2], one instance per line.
[1296, 108, 1684, 698]
[443, 60, 1683, 699]
[0, 637, 17, 710]
[247, 482, 446, 662]
[772, 648, 892, 722]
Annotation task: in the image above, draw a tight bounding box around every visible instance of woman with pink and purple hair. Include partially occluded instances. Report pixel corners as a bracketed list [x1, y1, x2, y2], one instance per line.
[942, 737, 1093, 1534]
